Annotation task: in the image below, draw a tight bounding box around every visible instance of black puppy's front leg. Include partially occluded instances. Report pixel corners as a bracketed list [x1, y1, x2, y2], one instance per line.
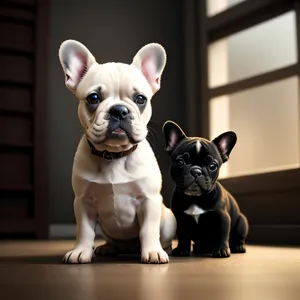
[172, 213, 192, 257]
[212, 211, 231, 258]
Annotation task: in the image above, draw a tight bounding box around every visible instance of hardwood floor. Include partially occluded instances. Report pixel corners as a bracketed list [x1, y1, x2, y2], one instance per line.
[0, 240, 299, 300]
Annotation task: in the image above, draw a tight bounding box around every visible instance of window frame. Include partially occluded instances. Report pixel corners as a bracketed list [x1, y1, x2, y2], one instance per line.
[183, 0, 300, 245]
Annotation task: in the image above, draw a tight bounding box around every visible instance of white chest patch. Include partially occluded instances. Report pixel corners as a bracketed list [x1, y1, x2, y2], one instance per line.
[184, 204, 207, 224]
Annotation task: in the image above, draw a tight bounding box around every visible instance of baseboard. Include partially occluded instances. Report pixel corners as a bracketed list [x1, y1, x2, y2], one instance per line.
[246, 225, 300, 246]
[49, 224, 103, 239]
[49, 224, 300, 246]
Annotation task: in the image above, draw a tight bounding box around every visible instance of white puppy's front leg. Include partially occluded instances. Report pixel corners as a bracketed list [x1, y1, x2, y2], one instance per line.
[138, 195, 169, 264]
[63, 197, 97, 264]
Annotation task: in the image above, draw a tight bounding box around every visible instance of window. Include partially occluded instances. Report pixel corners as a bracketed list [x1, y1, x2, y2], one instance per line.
[184, 0, 300, 245]
[208, 12, 297, 88]
[207, 0, 246, 17]
[210, 77, 299, 178]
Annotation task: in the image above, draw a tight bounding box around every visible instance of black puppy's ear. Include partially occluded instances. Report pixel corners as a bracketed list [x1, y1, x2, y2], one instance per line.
[212, 131, 237, 162]
[162, 121, 186, 154]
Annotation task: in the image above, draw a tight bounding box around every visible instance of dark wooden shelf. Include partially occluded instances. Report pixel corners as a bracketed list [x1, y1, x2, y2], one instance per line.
[0, 186, 33, 193]
[0, 142, 33, 151]
[0, 15, 35, 26]
[0, 0, 50, 240]
[0, 47, 34, 57]
[1, 0, 36, 11]
[0, 5, 35, 22]
[0, 108, 33, 117]
[0, 80, 33, 89]
[0, 219, 35, 233]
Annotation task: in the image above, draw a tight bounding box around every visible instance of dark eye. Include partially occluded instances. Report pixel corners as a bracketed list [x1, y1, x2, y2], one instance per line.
[176, 158, 185, 168]
[86, 93, 100, 105]
[208, 161, 218, 172]
[134, 94, 147, 106]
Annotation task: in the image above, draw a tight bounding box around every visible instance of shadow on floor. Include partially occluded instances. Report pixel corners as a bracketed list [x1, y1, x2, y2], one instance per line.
[0, 253, 209, 265]
[0, 254, 154, 265]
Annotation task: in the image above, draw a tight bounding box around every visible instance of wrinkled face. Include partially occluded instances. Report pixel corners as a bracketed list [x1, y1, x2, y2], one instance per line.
[76, 63, 153, 152]
[163, 121, 237, 196]
[59, 40, 166, 152]
[170, 139, 222, 196]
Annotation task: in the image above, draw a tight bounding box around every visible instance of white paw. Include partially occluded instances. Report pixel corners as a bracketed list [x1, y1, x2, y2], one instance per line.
[141, 247, 169, 264]
[63, 247, 94, 264]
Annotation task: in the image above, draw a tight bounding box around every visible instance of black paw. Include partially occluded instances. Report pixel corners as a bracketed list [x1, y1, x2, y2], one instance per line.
[212, 247, 230, 258]
[172, 247, 191, 257]
[230, 244, 246, 253]
[94, 243, 118, 257]
[193, 243, 214, 255]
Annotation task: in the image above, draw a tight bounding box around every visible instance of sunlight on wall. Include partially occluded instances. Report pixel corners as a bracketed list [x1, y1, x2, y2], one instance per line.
[210, 78, 300, 179]
[208, 10, 300, 179]
[208, 38, 230, 178]
[209, 12, 297, 88]
[209, 95, 230, 178]
[206, 0, 245, 17]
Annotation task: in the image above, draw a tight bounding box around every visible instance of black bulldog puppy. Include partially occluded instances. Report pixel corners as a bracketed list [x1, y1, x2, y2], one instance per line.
[163, 121, 249, 258]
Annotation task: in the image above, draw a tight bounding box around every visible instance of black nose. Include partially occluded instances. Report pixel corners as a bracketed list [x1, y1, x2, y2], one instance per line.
[191, 168, 202, 178]
[109, 105, 129, 120]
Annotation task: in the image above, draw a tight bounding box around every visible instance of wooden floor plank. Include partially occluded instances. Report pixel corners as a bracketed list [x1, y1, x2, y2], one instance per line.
[0, 240, 299, 300]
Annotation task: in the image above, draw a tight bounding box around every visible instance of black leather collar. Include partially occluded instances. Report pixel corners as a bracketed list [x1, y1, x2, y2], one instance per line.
[87, 139, 138, 160]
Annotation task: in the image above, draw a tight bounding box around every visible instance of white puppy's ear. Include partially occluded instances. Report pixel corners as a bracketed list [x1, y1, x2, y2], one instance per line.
[131, 43, 167, 93]
[58, 40, 96, 92]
